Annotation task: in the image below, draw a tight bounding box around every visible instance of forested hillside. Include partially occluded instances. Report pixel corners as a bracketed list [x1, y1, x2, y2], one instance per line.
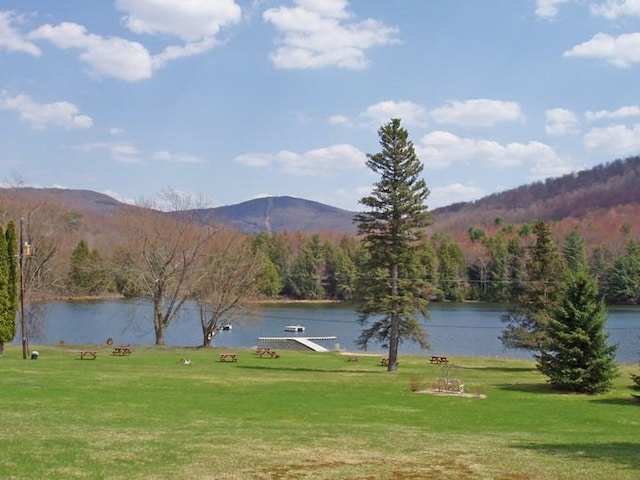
[431, 155, 640, 249]
[0, 155, 639, 305]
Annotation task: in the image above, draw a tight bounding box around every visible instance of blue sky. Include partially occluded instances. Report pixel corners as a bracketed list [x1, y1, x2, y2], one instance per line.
[1, 0, 640, 212]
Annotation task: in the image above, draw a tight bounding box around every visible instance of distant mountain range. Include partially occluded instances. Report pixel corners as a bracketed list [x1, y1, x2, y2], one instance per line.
[1, 155, 639, 239]
[188, 196, 358, 234]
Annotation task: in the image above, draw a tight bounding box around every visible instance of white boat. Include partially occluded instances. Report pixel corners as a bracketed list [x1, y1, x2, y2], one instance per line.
[217, 324, 232, 331]
[284, 325, 305, 332]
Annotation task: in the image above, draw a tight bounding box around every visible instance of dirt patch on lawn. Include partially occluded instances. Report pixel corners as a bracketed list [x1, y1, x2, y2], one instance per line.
[417, 389, 487, 399]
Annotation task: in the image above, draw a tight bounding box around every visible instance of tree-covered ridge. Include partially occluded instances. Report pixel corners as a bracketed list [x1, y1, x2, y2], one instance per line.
[2, 196, 640, 308]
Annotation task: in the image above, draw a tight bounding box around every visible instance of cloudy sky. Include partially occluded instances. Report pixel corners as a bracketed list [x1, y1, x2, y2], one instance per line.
[1, 0, 640, 211]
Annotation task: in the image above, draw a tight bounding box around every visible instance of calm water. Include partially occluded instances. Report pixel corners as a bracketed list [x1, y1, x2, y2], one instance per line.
[16, 300, 640, 363]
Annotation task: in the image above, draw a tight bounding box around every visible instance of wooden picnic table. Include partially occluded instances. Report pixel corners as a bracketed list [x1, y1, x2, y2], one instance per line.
[347, 355, 359, 362]
[255, 347, 279, 359]
[112, 347, 132, 356]
[219, 353, 238, 362]
[78, 351, 97, 360]
[429, 355, 449, 364]
[380, 357, 399, 366]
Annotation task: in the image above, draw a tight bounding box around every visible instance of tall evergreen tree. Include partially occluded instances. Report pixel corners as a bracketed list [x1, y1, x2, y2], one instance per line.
[433, 233, 467, 301]
[537, 269, 618, 394]
[5, 222, 18, 341]
[563, 229, 586, 273]
[0, 225, 10, 353]
[501, 221, 565, 351]
[604, 238, 640, 304]
[68, 240, 111, 295]
[354, 118, 432, 371]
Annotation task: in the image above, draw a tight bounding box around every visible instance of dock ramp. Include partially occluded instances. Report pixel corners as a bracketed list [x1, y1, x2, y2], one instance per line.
[257, 336, 337, 352]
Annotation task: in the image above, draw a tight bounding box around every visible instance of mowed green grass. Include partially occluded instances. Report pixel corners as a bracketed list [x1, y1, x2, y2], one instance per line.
[1, 345, 638, 480]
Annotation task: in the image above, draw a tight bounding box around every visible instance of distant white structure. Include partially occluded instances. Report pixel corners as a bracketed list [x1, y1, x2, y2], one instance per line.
[258, 336, 337, 352]
[284, 325, 305, 332]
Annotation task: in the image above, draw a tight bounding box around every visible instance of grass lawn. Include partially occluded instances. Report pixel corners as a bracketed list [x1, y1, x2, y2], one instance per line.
[1, 344, 638, 479]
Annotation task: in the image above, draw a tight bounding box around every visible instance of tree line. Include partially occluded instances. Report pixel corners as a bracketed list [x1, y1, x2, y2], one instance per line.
[61, 220, 640, 306]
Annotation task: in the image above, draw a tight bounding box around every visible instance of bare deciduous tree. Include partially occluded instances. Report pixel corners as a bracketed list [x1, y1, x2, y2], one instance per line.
[119, 192, 220, 345]
[194, 230, 264, 347]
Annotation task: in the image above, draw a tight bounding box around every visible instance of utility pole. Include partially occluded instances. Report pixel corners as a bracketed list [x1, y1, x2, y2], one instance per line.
[19, 217, 28, 360]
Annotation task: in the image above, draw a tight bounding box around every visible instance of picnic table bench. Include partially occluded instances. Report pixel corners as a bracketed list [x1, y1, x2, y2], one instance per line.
[78, 351, 97, 360]
[112, 347, 132, 356]
[429, 355, 449, 364]
[255, 347, 280, 359]
[219, 353, 238, 362]
[380, 357, 399, 366]
[347, 355, 359, 362]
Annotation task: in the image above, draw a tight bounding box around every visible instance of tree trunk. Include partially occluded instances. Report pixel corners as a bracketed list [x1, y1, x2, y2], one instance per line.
[388, 263, 399, 372]
[153, 296, 165, 345]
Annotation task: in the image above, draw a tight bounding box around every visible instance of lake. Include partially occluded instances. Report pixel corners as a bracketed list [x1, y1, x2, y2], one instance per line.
[16, 300, 640, 364]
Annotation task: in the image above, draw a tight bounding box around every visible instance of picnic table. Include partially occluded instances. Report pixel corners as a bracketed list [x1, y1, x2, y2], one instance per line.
[219, 353, 238, 362]
[78, 351, 97, 360]
[112, 347, 132, 356]
[380, 357, 399, 366]
[255, 347, 279, 359]
[429, 355, 449, 364]
[347, 355, 359, 362]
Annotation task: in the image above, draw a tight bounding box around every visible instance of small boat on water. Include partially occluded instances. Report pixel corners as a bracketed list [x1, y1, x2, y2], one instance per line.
[284, 325, 305, 332]
[217, 324, 232, 331]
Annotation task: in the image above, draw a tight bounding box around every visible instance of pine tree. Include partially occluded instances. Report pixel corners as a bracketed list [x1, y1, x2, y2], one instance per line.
[537, 269, 618, 394]
[563, 229, 586, 274]
[354, 118, 432, 371]
[605, 238, 640, 304]
[501, 221, 565, 351]
[632, 370, 640, 402]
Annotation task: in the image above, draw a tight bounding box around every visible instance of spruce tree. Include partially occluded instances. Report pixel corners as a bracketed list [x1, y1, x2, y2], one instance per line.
[501, 221, 565, 351]
[537, 269, 618, 394]
[354, 118, 432, 371]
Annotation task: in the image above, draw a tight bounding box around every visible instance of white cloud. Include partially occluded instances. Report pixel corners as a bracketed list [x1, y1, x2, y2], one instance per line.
[28, 4, 233, 82]
[583, 123, 640, 155]
[431, 99, 524, 127]
[429, 183, 486, 209]
[564, 32, 640, 68]
[115, 0, 242, 42]
[530, 155, 576, 179]
[74, 141, 143, 164]
[591, 0, 640, 19]
[263, 0, 398, 69]
[235, 143, 365, 175]
[152, 37, 217, 70]
[0, 11, 41, 56]
[152, 151, 204, 164]
[330, 100, 427, 128]
[535, 0, 571, 20]
[545, 108, 579, 136]
[417, 130, 561, 171]
[328, 114, 352, 126]
[0, 91, 93, 129]
[585, 105, 640, 121]
[29, 22, 154, 82]
[360, 101, 427, 127]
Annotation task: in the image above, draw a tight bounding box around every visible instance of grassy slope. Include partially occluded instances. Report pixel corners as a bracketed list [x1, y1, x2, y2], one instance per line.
[1, 345, 638, 479]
